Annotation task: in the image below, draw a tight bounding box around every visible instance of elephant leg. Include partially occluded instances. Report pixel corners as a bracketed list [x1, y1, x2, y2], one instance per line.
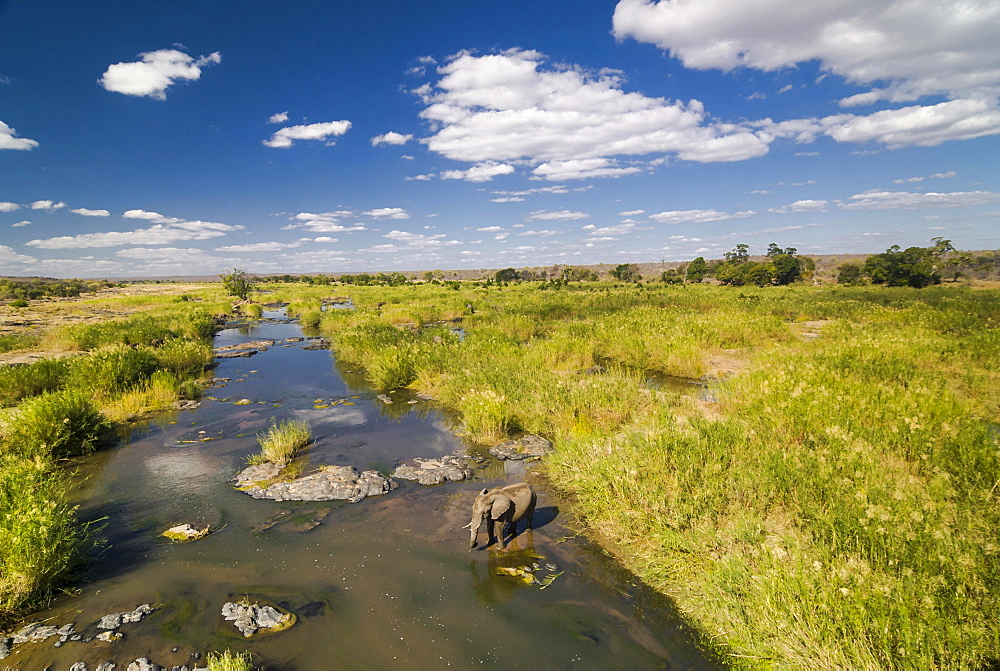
[494, 519, 506, 548]
[525, 499, 537, 530]
[485, 519, 497, 547]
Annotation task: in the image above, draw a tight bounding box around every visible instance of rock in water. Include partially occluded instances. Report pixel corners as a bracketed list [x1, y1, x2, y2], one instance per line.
[221, 601, 294, 637]
[392, 455, 470, 485]
[236, 465, 396, 502]
[489, 435, 554, 461]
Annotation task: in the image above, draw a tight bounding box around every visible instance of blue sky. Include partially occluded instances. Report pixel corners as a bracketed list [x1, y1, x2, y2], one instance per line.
[1, 0, 998, 278]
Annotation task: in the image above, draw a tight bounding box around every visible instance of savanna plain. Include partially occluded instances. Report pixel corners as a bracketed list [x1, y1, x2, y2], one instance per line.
[0, 278, 997, 669]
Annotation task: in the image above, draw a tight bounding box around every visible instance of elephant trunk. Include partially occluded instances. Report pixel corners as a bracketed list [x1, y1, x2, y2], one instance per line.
[468, 516, 481, 549]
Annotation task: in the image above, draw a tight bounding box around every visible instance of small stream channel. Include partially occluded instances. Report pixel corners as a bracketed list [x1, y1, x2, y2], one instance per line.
[7, 311, 720, 670]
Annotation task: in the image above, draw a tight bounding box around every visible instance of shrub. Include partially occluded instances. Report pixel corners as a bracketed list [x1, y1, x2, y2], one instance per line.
[0, 358, 72, 407]
[66, 345, 159, 396]
[248, 419, 311, 465]
[1, 389, 108, 459]
[299, 310, 322, 328]
[365, 344, 423, 389]
[244, 303, 263, 319]
[9, 299, 28, 308]
[154, 339, 212, 377]
[0, 333, 40, 353]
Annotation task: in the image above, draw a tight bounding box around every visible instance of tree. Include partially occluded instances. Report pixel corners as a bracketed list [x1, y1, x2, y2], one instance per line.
[837, 262, 863, 285]
[661, 269, 683, 284]
[725, 243, 750, 264]
[495, 267, 520, 283]
[861, 243, 942, 288]
[611, 263, 641, 282]
[687, 257, 707, 283]
[220, 268, 257, 300]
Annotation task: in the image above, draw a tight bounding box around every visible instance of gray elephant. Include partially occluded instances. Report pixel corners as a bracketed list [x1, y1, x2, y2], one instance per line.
[465, 482, 536, 550]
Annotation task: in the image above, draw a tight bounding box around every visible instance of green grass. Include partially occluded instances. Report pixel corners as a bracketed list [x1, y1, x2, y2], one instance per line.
[205, 649, 255, 671]
[0, 333, 40, 353]
[0, 389, 108, 460]
[248, 419, 312, 465]
[311, 281, 1000, 667]
[0, 357, 72, 407]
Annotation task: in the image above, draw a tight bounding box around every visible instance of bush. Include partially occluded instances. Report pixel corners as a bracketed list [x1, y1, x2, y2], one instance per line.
[0, 333, 40, 353]
[248, 419, 311, 465]
[244, 303, 263, 319]
[9, 299, 28, 308]
[154, 339, 212, 378]
[1, 389, 108, 459]
[299, 310, 322, 328]
[66, 345, 159, 395]
[0, 358, 72, 407]
[206, 649, 254, 671]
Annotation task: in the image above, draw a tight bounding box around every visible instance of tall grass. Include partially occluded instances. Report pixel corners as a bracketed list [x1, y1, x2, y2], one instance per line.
[0, 357, 72, 406]
[0, 389, 108, 460]
[0, 333, 40, 353]
[0, 454, 84, 627]
[206, 649, 255, 671]
[248, 419, 312, 466]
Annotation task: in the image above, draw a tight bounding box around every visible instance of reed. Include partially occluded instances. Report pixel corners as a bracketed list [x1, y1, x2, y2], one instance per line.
[205, 649, 254, 671]
[248, 419, 312, 466]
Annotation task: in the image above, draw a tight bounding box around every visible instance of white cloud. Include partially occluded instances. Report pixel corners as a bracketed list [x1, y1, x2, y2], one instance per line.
[517, 229, 561, 237]
[525, 209, 589, 222]
[839, 189, 1000, 210]
[363, 207, 410, 219]
[282, 211, 366, 233]
[440, 162, 515, 182]
[648, 209, 755, 224]
[405, 174, 435, 181]
[768, 200, 829, 214]
[215, 241, 302, 253]
[371, 132, 413, 146]
[70, 208, 111, 217]
[268, 111, 289, 124]
[12, 220, 31, 227]
[613, 0, 1000, 104]
[0, 121, 38, 150]
[618, 209, 645, 216]
[492, 185, 591, 197]
[99, 49, 221, 99]
[30, 200, 66, 211]
[823, 99, 1000, 148]
[0, 245, 37, 265]
[263, 121, 352, 148]
[490, 196, 525, 203]
[893, 171, 957, 184]
[26, 210, 242, 248]
[477, 226, 504, 232]
[419, 49, 771, 180]
[588, 222, 638, 236]
[0, 201, 19, 212]
[383, 230, 459, 247]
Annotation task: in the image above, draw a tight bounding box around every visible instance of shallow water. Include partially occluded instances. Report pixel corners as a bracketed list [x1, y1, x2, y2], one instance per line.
[7, 313, 719, 670]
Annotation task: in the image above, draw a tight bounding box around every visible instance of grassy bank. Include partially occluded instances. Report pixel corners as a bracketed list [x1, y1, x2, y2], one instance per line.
[0, 291, 228, 627]
[305, 281, 999, 667]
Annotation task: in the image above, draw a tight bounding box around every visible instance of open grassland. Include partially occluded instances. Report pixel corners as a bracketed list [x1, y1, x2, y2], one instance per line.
[298, 281, 1000, 668]
[0, 284, 230, 626]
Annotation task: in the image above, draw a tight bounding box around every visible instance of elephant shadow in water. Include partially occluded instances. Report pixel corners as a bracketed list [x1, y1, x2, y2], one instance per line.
[469, 532, 547, 604]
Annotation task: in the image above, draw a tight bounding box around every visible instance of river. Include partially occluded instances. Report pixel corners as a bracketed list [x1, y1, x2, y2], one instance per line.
[5, 311, 719, 670]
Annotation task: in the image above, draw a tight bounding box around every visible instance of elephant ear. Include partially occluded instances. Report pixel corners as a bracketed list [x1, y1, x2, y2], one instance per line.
[490, 496, 513, 519]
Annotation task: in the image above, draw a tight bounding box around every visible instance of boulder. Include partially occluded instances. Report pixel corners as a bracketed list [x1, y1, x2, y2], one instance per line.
[232, 461, 282, 487]
[393, 455, 470, 485]
[98, 604, 154, 630]
[221, 602, 294, 637]
[489, 435, 554, 461]
[238, 465, 396, 503]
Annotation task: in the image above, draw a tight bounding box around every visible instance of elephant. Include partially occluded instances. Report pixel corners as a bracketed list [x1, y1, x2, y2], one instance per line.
[465, 482, 536, 550]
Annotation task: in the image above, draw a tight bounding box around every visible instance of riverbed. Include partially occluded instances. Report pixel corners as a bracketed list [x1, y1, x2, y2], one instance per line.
[5, 312, 719, 669]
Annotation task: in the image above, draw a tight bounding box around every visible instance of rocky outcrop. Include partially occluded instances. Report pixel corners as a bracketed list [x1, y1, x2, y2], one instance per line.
[222, 601, 294, 637]
[98, 604, 155, 630]
[393, 455, 470, 485]
[302, 337, 330, 350]
[0, 604, 154, 661]
[213, 340, 274, 359]
[235, 464, 396, 503]
[489, 435, 554, 461]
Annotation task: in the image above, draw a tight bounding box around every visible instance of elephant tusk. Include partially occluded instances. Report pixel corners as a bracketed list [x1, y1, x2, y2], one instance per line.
[462, 522, 474, 529]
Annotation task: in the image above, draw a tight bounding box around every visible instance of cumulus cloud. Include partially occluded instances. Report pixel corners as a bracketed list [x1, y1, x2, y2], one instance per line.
[441, 162, 515, 182]
[263, 121, 352, 148]
[363, 207, 410, 219]
[618, 209, 645, 216]
[12, 220, 31, 227]
[648, 209, 755, 224]
[405, 174, 435, 181]
[30, 200, 66, 211]
[0, 245, 37, 265]
[383, 230, 459, 247]
[525, 209, 589, 221]
[282, 211, 367, 233]
[768, 200, 829, 214]
[490, 196, 524, 203]
[587, 222, 638, 236]
[215, 241, 302, 252]
[839, 189, 1000, 210]
[0, 201, 19, 212]
[371, 132, 413, 146]
[70, 208, 110, 217]
[613, 0, 1000, 103]
[613, 0, 1000, 148]
[418, 49, 771, 180]
[26, 210, 242, 248]
[0, 121, 38, 150]
[268, 111, 289, 124]
[99, 49, 221, 99]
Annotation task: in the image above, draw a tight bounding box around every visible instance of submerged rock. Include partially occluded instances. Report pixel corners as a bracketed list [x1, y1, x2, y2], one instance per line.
[236, 465, 396, 503]
[221, 601, 295, 637]
[393, 455, 470, 485]
[162, 523, 210, 542]
[489, 435, 554, 461]
[302, 338, 330, 350]
[214, 349, 258, 359]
